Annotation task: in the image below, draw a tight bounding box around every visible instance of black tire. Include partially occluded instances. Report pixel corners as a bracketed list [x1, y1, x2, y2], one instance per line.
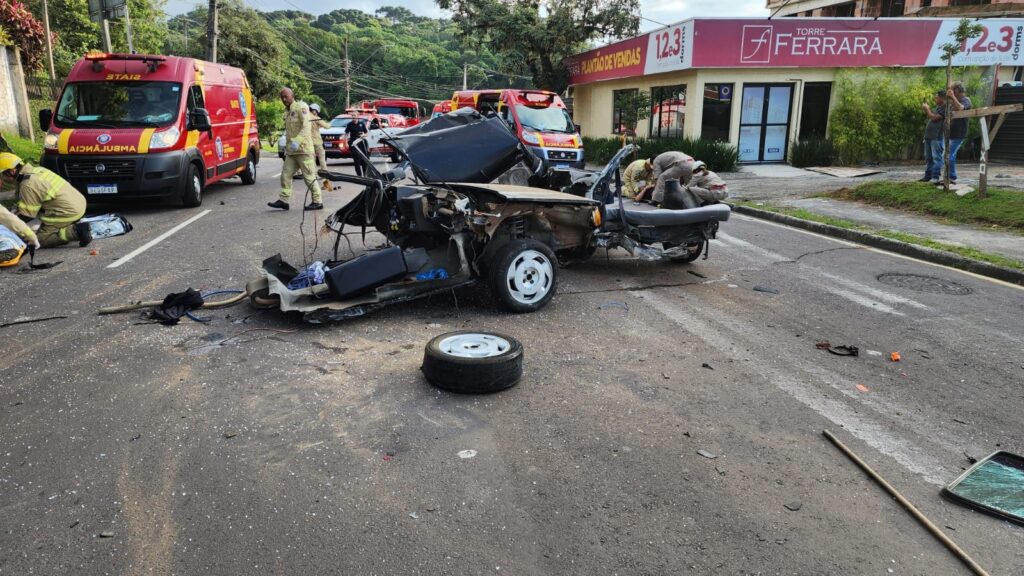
[421, 331, 523, 394]
[239, 153, 257, 185]
[663, 241, 702, 263]
[487, 238, 558, 313]
[390, 152, 400, 163]
[182, 163, 203, 207]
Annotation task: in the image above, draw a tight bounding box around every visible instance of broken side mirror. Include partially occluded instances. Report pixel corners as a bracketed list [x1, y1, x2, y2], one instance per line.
[39, 109, 52, 131]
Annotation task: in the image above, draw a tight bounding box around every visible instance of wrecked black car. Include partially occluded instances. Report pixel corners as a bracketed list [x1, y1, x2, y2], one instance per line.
[249, 109, 729, 322]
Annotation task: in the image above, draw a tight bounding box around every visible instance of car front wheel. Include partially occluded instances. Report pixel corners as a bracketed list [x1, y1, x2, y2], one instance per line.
[182, 163, 203, 207]
[488, 238, 557, 313]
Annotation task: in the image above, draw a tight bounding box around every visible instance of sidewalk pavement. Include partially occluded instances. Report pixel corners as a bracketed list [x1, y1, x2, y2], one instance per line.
[727, 162, 1024, 265]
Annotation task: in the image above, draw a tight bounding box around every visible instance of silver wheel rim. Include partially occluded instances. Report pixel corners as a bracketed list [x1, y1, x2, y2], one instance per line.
[505, 249, 553, 305]
[438, 333, 511, 358]
[248, 159, 255, 175]
[192, 173, 201, 196]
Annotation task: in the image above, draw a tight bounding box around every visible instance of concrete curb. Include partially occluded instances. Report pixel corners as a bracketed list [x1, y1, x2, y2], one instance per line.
[728, 203, 1024, 287]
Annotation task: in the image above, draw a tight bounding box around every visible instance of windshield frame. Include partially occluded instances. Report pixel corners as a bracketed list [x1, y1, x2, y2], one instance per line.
[512, 104, 575, 134]
[52, 80, 184, 129]
[329, 117, 354, 128]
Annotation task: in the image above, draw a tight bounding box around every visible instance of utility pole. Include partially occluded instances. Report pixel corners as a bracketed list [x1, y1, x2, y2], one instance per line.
[344, 38, 351, 110]
[462, 63, 467, 90]
[41, 0, 55, 78]
[101, 18, 113, 52]
[206, 0, 218, 63]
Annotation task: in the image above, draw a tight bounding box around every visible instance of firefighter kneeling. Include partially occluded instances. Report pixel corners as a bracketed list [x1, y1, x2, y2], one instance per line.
[0, 152, 92, 248]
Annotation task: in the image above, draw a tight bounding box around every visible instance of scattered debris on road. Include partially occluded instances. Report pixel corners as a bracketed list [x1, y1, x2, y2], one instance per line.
[890, 352, 902, 362]
[825, 345, 859, 357]
[784, 501, 803, 512]
[701, 362, 713, 370]
[422, 331, 523, 394]
[98, 531, 115, 538]
[598, 300, 629, 311]
[457, 450, 477, 459]
[697, 449, 718, 459]
[944, 451, 1024, 528]
[855, 384, 870, 393]
[0, 315, 68, 328]
[752, 285, 780, 295]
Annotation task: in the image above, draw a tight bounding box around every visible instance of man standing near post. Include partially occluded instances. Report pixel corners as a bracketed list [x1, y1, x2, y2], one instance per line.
[920, 90, 946, 185]
[269, 88, 322, 211]
[944, 81, 971, 187]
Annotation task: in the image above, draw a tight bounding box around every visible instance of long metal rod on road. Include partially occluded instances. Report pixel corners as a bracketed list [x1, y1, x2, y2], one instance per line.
[822, 430, 990, 576]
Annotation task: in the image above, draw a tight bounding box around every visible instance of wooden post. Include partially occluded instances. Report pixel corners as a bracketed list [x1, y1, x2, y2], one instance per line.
[951, 104, 1022, 199]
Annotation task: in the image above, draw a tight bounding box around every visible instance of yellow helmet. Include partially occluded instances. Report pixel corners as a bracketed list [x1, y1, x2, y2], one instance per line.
[0, 152, 23, 173]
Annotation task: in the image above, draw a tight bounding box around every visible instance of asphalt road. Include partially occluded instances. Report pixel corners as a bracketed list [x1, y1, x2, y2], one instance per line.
[2, 154, 1023, 575]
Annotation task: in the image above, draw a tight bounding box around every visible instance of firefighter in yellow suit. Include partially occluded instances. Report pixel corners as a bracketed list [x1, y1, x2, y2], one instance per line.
[0, 152, 92, 247]
[268, 88, 322, 211]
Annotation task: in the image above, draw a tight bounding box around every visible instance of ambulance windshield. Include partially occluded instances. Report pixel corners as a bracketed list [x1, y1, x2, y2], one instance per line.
[514, 105, 575, 134]
[55, 81, 182, 128]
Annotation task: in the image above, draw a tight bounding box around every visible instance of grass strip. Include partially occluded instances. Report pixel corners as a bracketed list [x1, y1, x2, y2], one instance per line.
[830, 181, 1024, 231]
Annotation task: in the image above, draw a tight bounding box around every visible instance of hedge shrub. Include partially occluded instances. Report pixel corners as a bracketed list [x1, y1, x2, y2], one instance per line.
[789, 137, 835, 168]
[828, 68, 988, 165]
[583, 136, 739, 172]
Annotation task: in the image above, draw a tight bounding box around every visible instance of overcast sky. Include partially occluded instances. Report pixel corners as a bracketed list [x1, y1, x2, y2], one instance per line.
[164, 0, 770, 32]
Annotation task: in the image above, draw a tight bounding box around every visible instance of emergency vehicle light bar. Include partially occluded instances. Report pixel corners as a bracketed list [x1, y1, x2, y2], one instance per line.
[86, 53, 166, 72]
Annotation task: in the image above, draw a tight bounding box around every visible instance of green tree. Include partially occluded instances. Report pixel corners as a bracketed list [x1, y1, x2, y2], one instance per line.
[25, 0, 98, 77]
[255, 98, 284, 141]
[436, 0, 639, 92]
[108, 0, 168, 56]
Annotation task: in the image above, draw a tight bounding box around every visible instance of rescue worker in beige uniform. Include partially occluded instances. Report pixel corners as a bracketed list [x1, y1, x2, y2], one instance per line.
[621, 157, 655, 200]
[0, 152, 92, 247]
[0, 203, 38, 249]
[687, 162, 729, 205]
[308, 103, 330, 170]
[309, 103, 332, 192]
[649, 150, 696, 205]
[268, 88, 322, 211]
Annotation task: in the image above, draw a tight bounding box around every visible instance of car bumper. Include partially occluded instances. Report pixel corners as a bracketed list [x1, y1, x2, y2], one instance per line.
[42, 150, 190, 200]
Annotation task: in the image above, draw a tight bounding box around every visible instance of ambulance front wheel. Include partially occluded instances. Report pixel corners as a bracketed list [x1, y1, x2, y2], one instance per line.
[182, 163, 203, 207]
[239, 153, 257, 185]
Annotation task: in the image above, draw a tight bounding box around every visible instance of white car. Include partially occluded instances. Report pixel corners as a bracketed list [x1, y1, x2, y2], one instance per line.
[279, 115, 405, 163]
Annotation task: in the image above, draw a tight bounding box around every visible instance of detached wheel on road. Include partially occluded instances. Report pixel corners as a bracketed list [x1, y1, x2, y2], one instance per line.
[239, 153, 257, 185]
[182, 163, 203, 207]
[663, 241, 702, 263]
[421, 331, 523, 394]
[488, 239, 557, 313]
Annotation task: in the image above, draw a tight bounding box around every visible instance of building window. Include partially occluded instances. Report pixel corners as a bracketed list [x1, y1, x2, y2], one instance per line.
[701, 83, 733, 142]
[880, 0, 906, 17]
[825, 2, 856, 16]
[649, 85, 686, 139]
[612, 89, 637, 135]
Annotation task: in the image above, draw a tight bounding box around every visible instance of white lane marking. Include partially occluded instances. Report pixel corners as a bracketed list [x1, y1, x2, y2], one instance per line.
[824, 287, 905, 316]
[716, 232, 788, 262]
[107, 210, 211, 269]
[817, 271, 929, 310]
[733, 214, 1024, 292]
[639, 290, 949, 484]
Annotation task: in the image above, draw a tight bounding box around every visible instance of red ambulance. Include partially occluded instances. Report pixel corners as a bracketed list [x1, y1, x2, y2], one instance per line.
[39, 53, 259, 207]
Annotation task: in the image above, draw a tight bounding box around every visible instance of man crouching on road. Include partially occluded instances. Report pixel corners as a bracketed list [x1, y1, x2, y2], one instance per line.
[269, 87, 323, 211]
[0, 152, 92, 248]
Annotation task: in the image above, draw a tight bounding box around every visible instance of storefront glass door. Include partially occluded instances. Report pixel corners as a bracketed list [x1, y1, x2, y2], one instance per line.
[738, 84, 793, 162]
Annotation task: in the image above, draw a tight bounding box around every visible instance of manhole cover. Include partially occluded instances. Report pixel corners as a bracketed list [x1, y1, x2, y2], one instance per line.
[877, 273, 973, 295]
